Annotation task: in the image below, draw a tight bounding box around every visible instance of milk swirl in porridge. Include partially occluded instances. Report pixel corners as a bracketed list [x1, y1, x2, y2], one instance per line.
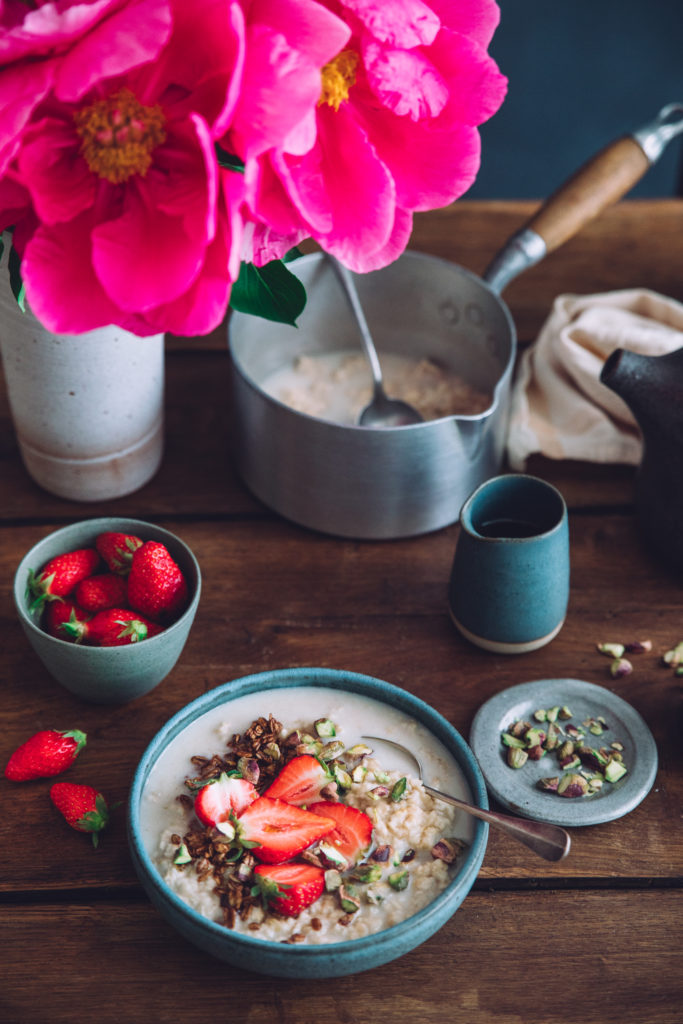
[142, 687, 474, 944]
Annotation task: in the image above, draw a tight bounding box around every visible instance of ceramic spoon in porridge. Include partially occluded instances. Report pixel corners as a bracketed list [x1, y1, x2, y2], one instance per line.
[364, 735, 571, 861]
[328, 256, 423, 428]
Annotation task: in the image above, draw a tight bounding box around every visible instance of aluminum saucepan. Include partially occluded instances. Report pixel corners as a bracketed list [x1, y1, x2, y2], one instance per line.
[228, 103, 683, 540]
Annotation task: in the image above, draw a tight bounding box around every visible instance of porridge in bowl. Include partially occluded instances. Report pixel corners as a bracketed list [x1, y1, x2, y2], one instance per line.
[142, 686, 475, 945]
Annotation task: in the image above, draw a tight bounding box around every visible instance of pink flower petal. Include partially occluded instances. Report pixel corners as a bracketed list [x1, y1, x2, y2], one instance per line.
[0, 172, 32, 232]
[428, 0, 501, 49]
[0, 0, 117, 63]
[18, 116, 95, 224]
[54, 0, 172, 102]
[362, 39, 449, 120]
[340, 206, 413, 272]
[340, 0, 440, 48]
[227, 0, 350, 160]
[0, 59, 54, 175]
[428, 28, 508, 127]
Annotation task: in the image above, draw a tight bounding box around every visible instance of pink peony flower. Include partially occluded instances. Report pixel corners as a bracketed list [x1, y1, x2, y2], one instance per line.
[248, 0, 508, 271]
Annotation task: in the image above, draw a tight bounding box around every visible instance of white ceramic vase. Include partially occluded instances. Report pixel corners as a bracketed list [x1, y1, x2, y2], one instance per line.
[0, 263, 164, 502]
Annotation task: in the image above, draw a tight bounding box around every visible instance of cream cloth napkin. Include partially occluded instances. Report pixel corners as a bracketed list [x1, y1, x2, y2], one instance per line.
[506, 289, 683, 469]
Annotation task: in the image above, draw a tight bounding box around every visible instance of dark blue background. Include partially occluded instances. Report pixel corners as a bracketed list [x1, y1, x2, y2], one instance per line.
[467, 0, 683, 198]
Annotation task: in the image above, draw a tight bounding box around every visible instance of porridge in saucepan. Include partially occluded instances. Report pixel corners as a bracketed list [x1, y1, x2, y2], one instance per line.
[261, 351, 492, 425]
[143, 687, 474, 945]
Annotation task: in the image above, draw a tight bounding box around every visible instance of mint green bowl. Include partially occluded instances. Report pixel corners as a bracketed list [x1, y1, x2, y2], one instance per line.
[13, 517, 201, 704]
[128, 668, 488, 978]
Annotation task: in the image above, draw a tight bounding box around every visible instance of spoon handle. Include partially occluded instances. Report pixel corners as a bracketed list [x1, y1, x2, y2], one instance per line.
[423, 784, 571, 862]
[328, 257, 384, 392]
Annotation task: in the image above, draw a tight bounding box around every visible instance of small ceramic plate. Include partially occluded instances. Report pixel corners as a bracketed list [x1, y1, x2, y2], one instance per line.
[469, 678, 658, 827]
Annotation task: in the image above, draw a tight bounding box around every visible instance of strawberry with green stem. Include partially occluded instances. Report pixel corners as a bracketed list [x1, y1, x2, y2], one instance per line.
[5, 728, 88, 781]
[50, 782, 111, 847]
[44, 599, 91, 642]
[65, 608, 162, 646]
[27, 548, 100, 610]
[95, 532, 143, 575]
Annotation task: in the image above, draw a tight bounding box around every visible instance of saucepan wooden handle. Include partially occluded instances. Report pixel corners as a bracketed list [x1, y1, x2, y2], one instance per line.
[526, 135, 650, 254]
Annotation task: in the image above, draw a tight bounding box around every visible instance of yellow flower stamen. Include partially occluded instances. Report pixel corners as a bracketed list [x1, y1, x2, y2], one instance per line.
[319, 50, 359, 111]
[74, 88, 166, 184]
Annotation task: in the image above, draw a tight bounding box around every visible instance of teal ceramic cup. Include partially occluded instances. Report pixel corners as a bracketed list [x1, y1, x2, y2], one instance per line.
[448, 475, 569, 654]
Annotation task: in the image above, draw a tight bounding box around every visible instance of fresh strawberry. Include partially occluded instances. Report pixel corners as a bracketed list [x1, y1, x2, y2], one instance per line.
[307, 801, 373, 865]
[194, 772, 258, 827]
[252, 863, 325, 917]
[69, 608, 162, 646]
[27, 548, 100, 609]
[74, 573, 128, 613]
[127, 541, 189, 624]
[263, 754, 332, 806]
[50, 782, 110, 847]
[236, 797, 336, 864]
[43, 599, 91, 642]
[95, 531, 143, 575]
[5, 728, 87, 782]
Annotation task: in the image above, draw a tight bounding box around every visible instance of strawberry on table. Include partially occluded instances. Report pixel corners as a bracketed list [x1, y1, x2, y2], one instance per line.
[127, 541, 188, 624]
[252, 863, 326, 918]
[44, 599, 90, 642]
[236, 797, 336, 864]
[194, 773, 258, 827]
[95, 532, 143, 575]
[5, 728, 87, 781]
[74, 573, 128, 613]
[307, 801, 373, 866]
[263, 754, 332, 806]
[70, 608, 162, 646]
[27, 548, 100, 609]
[50, 782, 110, 847]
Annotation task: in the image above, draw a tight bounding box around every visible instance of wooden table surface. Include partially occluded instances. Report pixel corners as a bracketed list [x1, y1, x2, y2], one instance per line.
[2, 200, 682, 1024]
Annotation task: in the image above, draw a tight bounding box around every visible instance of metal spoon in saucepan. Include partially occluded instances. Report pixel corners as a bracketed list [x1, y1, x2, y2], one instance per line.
[327, 256, 423, 428]
[362, 735, 571, 862]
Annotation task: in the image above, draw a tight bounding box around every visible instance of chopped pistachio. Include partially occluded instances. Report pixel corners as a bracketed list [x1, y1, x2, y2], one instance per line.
[430, 838, 464, 863]
[526, 745, 546, 761]
[319, 782, 339, 801]
[173, 843, 192, 866]
[368, 785, 390, 799]
[346, 743, 373, 759]
[365, 885, 384, 906]
[544, 723, 560, 750]
[557, 773, 589, 798]
[537, 776, 560, 792]
[611, 741, 624, 751]
[388, 870, 410, 891]
[372, 769, 391, 784]
[263, 742, 281, 761]
[351, 764, 368, 783]
[314, 718, 337, 738]
[352, 863, 383, 884]
[558, 753, 581, 771]
[509, 719, 531, 738]
[587, 776, 605, 793]
[506, 747, 528, 769]
[558, 706, 573, 720]
[524, 727, 546, 748]
[370, 844, 393, 863]
[605, 760, 628, 783]
[558, 740, 575, 760]
[237, 757, 260, 785]
[324, 869, 342, 892]
[390, 777, 407, 802]
[624, 639, 652, 654]
[597, 642, 625, 659]
[331, 764, 352, 791]
[662, 641, 683, 667]
[317, 842, 348, 871]
[401, 848, 416, 863]
[215, 820, 236, 840]
[546, 706, 561, 723]
[321, 740, 345, 761]
[610, 657, 633, 679]
[533, 708, 548, 722]
[338, 884, 361, 913]
[501, 732, 526, 749]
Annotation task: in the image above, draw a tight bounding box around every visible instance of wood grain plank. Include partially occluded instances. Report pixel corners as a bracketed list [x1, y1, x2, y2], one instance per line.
[1, 514, 680, 891]
[2, 891, 682, 1024]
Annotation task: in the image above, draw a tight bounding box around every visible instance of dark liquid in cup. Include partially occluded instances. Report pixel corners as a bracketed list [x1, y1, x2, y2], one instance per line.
[477, 518, 540, 538]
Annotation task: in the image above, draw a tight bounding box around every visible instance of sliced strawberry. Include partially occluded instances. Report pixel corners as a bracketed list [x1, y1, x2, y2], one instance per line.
[307, 801, 373, 866]
[194, 773, 258, 827]
[236, 797, 336, 864]
[252, 863, 325, 917]
[262, 754, 332, 806]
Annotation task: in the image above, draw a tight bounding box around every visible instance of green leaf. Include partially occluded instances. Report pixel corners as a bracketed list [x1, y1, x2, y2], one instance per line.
[215, 143, 245, 174]
[282, 246, 303, 263]
[229, 258, 306, 326]
[8, 245, 26, 312]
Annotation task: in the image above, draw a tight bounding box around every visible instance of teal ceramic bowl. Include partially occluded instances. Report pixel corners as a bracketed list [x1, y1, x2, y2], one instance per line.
[127, 667, 488, 978]
[13, 517, 201, 704]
